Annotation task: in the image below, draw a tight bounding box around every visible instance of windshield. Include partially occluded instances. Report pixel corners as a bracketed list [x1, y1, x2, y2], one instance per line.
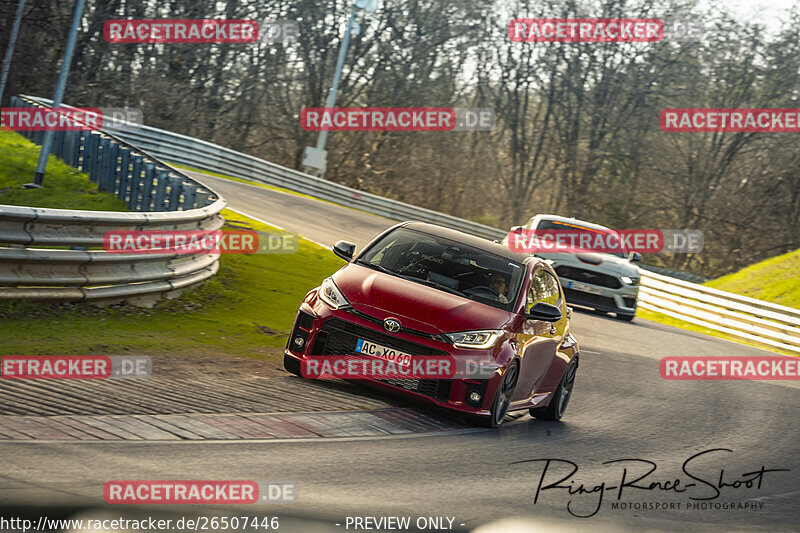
[536, 219, 628, 258]
[357, 228, 525, 311]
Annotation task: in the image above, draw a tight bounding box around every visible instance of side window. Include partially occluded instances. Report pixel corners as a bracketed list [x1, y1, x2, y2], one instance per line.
[527, 269, 561, 307]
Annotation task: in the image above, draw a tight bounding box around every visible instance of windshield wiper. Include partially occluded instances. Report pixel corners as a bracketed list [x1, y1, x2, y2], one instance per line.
[355, 259, 395, 275]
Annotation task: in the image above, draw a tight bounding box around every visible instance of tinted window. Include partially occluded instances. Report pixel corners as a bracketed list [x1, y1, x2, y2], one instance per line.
[357, 228, 525, 311]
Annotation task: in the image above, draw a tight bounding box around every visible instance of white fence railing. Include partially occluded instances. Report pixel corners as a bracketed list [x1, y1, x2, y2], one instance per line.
[639, 270, 800, 355]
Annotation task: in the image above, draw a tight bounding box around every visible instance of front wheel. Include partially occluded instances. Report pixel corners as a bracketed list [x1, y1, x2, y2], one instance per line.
[470, 361, 518, 428]
[530, 358, 578, 421]
[616, 313, 635, 322]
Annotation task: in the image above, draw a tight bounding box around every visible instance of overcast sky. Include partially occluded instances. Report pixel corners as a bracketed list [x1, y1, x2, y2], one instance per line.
[723, 0, 797, 32]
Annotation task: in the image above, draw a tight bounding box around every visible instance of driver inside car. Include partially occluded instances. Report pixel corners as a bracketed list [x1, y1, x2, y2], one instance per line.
[487, 272, 510, 304]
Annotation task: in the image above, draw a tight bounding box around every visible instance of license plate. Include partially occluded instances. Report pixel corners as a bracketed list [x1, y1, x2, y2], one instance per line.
[355, 339, 412, 367]
[568, 280, 604, 295]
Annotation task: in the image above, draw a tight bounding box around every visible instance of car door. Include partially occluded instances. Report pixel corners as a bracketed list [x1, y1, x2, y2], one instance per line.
[511, 266, 566, 402]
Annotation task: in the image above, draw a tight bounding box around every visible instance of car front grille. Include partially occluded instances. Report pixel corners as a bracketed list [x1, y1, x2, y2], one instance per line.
[377, 378, 452, 402]
[555, 266, 622, 289]
[311, 318, 448, 356]
[310, 318, 452, 402]
[563, 288, 618, 309]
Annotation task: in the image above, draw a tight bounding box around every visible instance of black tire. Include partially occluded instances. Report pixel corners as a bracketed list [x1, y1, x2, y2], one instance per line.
[284, 354, 302, 377]
[530, 358, 578, 421]
[616, 313, 635, 322]
[469, 361, 519, 428]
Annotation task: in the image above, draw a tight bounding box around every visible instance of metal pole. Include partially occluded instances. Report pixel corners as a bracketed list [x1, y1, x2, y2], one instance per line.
[0, 0, 27, 107]
[29, 0, 87, 188]
[314, 3, 357, 176]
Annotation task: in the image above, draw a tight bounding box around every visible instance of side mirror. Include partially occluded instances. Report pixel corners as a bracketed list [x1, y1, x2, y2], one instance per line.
[332, 240, 356, 262]
[629, 252, 642, 263]
[525, 302, 563, 323]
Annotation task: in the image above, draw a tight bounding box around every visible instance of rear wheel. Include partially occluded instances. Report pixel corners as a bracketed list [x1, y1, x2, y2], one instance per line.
[470, 361, 518, 428]
[530, 358, 578, 421]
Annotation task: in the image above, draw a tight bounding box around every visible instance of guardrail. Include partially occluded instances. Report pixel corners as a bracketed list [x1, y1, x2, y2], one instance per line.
[67, 102, 505, 243]
[638, 270, 800, 355]
[14, 96, 799, 356]
[0, 96, 227, 305]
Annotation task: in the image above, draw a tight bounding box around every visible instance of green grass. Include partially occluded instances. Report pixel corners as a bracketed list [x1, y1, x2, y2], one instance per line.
[640, 248, 800, 356]
[0, 130, 126, 211]
[704, 248, 800, 309]
[0, 210, 343, 361]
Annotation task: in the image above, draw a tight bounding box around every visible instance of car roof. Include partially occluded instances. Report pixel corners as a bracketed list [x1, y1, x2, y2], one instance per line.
[401, 221, 535, 264]
[532, 214, 611, 232]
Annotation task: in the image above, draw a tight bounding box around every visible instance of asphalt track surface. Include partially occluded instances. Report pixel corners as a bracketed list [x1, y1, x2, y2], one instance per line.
[1, 172, 798, 532]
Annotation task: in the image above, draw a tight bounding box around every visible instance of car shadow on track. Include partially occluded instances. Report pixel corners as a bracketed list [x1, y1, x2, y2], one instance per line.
[282, 372, 583, 434]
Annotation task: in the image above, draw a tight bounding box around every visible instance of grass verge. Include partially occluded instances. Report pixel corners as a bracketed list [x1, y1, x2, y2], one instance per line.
[0, 210, 343, 361]
[0, 130, 125, 211]
[704, 248, 800, 309]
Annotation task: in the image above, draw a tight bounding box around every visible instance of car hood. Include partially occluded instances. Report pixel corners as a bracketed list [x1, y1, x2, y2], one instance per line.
[535, 251, 641, 276]
[332, 264, 514, 334]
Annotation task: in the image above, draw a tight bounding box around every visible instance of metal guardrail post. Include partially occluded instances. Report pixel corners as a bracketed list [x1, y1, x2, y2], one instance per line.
[64, 130, 75, 165]
[128, 155, 143, 210]
[72, 131, 84, 167]
[99, 138, 113, 191]
[106, 142, 120, 193]
[117, 147, 131, 200]
[53, 129, 64, 159]
[183, 184, 197, 210]
[167, 176, 182, 210]
[141, 163, 155, 211]
[81, 132, 93, 173]
[195, 191, 210, 207]
[91, 135, 104, 181]
[153, 170, 170, 211]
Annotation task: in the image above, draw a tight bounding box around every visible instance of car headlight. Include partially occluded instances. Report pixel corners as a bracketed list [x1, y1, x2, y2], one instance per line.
[444, 330, 504, 349]
[319, 278, 350, 309]
[621, 276, 639, 285]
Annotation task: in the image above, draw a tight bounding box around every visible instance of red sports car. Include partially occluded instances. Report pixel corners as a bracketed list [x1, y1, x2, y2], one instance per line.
[284, 222, 580, 427]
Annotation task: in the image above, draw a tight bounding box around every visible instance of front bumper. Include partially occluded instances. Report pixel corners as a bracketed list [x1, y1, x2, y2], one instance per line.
[284, 302, 507, 417]
[561, 278, 639, 315]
